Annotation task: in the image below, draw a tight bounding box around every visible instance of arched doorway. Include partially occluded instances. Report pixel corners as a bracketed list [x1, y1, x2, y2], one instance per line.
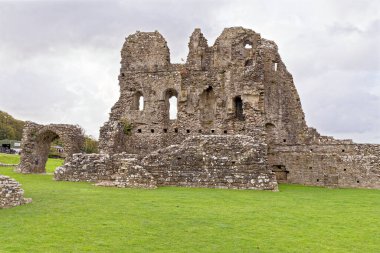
[199, 86, 216, 126]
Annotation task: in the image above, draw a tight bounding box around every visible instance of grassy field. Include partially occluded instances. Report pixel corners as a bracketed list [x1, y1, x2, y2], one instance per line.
[0, 153, 63, 173]
[0, 154, 379, 252]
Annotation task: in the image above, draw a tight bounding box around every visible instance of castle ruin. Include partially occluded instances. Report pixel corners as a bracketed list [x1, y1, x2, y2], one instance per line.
[24, 27, 379, 190]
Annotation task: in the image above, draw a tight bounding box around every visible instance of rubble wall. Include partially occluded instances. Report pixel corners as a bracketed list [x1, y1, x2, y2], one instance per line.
[54, 153, 137, 182]
[0, 175, 31, 208]
[136, 135, 277, 190]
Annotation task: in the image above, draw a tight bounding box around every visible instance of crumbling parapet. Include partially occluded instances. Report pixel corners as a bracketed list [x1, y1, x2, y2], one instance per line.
[17, 121, 85, 173]
[0, 175, 31, 208]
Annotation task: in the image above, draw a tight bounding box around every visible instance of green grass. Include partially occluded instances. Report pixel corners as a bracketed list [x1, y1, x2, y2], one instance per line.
[0, 153, 64, 173]
[0, 155, 379, 252]
[0, 153, 20, 165]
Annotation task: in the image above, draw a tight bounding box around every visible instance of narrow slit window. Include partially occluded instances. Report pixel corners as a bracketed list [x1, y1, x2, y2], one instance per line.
[139, 96, 144, 111]
[273, 62, 278, 71]
[234, 96, 244, 120]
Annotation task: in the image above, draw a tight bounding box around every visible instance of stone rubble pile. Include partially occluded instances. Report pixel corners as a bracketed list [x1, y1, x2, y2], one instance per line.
[0, 175, 31, 208]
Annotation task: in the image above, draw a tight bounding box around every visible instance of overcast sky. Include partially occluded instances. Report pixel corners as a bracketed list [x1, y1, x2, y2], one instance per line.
[0, 0, 379, 143]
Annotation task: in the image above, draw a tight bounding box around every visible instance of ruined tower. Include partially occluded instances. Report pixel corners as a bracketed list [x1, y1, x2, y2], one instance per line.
[54, 27, 379, 190]
[98, 27, 308, 154]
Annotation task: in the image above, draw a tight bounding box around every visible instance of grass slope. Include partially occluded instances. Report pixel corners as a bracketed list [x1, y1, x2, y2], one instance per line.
[0, 155, 379, 252]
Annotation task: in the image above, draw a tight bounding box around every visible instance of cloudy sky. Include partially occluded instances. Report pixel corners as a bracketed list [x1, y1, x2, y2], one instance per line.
[0, 0, 379, 143]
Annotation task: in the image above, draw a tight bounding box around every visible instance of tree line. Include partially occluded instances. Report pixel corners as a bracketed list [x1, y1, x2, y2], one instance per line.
[0, 110, 24, 140]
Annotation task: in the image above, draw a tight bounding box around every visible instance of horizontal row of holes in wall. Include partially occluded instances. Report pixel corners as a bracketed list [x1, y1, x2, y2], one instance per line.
[136, 128, 229, 134]
[309, 167, 348, 171]
[309, 148, 346, 152]
[316, 178, 361, 183]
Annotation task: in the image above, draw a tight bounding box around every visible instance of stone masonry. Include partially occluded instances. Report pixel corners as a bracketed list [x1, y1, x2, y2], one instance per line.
[0, 175, 31, 208]
[52, 27, 379, 189]
[17, 122, 85, 173]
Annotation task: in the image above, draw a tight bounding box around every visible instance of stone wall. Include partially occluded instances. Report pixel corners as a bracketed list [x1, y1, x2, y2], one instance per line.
[17, 122, 85, 173]
[54, 153, 138, 182]
[0, 175, 31, 208]
[57, 135, 278, 191]
[140, 135, 277, 190]
[269, 144, 380, 189]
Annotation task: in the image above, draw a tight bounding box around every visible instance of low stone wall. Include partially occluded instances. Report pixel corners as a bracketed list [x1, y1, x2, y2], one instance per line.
[0, 175, 32, 208]
[55, 135, 278, 191]
[54, 153, 138, 182]
[0, 163, 18, 167]
[97, 158, 157, 189]
[269, 144, 380, 189]
[142, 135, 277, 190]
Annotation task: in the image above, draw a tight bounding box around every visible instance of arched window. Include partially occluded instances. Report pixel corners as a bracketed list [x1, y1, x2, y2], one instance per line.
[244, 41, 253, 49]
[169, 96, 177, 119]
[234, 96, 244, 120]
[165, 89, 178, 120]
[133, 91, 144, 111]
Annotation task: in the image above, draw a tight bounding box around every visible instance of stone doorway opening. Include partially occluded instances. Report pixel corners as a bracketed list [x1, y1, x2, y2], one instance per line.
[272, 165, 289, 183]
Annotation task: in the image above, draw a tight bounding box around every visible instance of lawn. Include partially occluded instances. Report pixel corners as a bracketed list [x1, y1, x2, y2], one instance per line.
[0, 155, 379, 252]
[0, 153, 63, 173]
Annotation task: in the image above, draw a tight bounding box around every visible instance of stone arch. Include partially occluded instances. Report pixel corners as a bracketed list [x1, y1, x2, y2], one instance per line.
[17, 122, 85, 173]
[199, 85, 216, 126]
[164, 88, 178, 120]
